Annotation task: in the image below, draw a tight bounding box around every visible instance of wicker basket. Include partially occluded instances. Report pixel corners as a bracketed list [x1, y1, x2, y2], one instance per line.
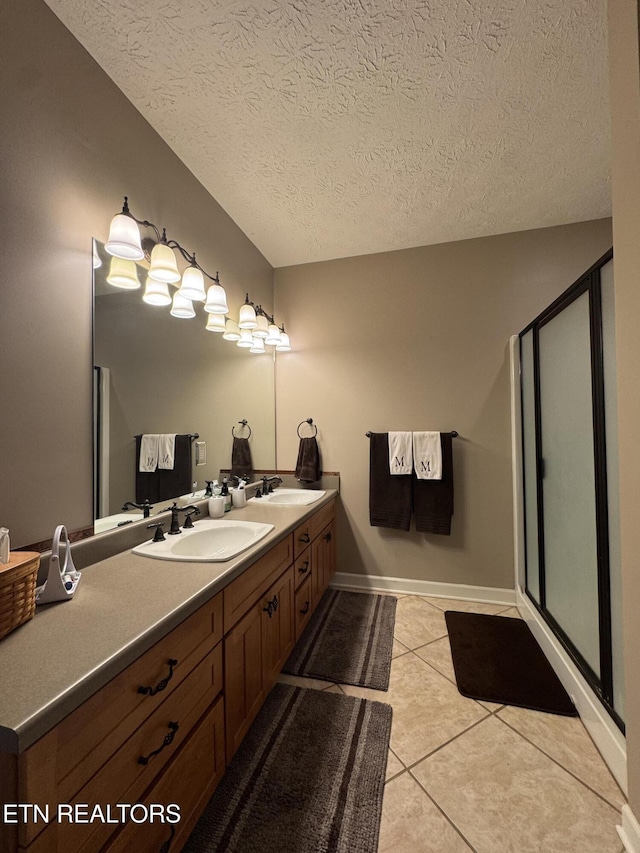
[0, 551, 40, 641]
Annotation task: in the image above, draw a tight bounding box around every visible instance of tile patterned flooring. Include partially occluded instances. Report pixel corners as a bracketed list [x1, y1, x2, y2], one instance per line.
[278, 594, 626, 853]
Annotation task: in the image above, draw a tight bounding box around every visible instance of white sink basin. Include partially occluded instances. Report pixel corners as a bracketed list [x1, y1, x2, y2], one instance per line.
[132, 518, 274, 562]
[252, 489, 326, 506]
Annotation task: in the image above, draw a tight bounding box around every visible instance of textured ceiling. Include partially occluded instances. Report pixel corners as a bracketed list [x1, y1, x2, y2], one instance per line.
[45, 0, 610, 267]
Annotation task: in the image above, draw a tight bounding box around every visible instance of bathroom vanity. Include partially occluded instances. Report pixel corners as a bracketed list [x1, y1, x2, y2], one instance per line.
[0, 492, 337, 853]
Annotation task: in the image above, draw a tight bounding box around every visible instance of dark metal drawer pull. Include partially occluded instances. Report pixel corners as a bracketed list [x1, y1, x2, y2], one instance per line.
[138, 659, 178, 697]
[324, 532, 332, 542]
[263, 594, 278, 618]
[299, 532, 311, 544]
[300, 601, 310, 616]
[159, 825, 176, 853]
[298, 561, 310, 574]
[138, 721, 179, 765]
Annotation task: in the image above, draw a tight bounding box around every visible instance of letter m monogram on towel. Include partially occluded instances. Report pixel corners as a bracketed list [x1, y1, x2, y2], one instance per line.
[394, 455, 406, 469]
[420, 460, 432, 474]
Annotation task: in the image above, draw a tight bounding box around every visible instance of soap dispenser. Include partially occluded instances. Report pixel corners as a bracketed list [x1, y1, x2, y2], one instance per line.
[220, 478, 232, 512]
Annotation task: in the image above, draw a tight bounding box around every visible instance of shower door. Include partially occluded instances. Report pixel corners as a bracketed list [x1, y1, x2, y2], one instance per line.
[519, 249, 623, 729]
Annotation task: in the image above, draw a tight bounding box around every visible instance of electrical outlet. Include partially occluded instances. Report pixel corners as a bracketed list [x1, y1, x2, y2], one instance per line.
[195, 441, 207, 466]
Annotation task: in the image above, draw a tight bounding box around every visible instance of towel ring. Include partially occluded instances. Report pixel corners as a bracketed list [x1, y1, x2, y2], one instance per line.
[297, 418, 318, 438]
[232, 420, 252, 439]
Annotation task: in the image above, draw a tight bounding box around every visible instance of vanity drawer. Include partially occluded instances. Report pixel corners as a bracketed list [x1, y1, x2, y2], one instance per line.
[293, 500, 335, 558]
[24, 643, 223, 853]
[293, 546, 311, 589]
[104, 694, 225, 853]
[19, 593, 223, 820]
[295, 574, 313, 640]
[223, 535, 292, 632]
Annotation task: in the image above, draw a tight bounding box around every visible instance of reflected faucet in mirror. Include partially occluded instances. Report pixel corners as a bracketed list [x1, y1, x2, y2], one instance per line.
[122, 500, 152, 518]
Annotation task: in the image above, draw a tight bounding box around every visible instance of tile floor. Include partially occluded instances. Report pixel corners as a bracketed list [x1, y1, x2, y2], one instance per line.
[278, 594, 627, 853]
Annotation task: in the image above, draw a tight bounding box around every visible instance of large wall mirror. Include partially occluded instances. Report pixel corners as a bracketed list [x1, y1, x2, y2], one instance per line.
[93, 240, 276, 532]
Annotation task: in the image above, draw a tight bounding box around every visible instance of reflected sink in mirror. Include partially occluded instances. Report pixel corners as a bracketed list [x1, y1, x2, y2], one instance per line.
[253, 489, 326, 506]
[132, 519, 274, 562]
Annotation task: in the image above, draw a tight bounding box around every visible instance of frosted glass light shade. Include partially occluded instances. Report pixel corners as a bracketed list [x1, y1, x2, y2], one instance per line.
[223, 319, 241, 341]
[265, 324, 282, 346]
[143, 277, 171, 306]
[205, 314, 226, 333]
[250, 336, 265, 354]
[237, 329, 254, 348]
[105, 213, 144, 260]
[276, 331, 291, 352]
[238, 302, 257, 329]
[106, 257, 140, 290]
[204, 283, 229, 314]
[170, 291, 195, 319]
[149, 243, 181, 283]
[253, 314, 269, 338]
[179, 265, 206, 302]
[92, 243, 102, 269]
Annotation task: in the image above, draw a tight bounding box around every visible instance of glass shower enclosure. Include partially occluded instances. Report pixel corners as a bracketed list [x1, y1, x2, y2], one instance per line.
[519, 250, 624, 729]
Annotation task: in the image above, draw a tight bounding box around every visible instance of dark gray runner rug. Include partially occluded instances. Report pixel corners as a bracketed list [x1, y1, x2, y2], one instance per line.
[184, 684, 392, 853]
[283, 589, 397, 690]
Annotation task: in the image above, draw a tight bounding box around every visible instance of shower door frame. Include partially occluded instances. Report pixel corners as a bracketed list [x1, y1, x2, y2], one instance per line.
[519, 248, 622, 732]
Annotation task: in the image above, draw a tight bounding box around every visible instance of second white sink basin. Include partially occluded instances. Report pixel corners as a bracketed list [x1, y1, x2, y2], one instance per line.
[253, 489, 326, 506]
[132, 518, 274, 562]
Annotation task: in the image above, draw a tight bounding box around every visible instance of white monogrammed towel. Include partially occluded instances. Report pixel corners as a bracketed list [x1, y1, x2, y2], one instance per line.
[388, 432, 413, 475]
[158, 434, 176, 470]
[413, 432, 442, 480]
[139, 434, 160, 472]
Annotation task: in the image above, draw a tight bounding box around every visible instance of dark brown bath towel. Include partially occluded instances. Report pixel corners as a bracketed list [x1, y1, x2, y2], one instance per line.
[231, 436, 253, 481]
[296, 436, 321, 482]
[369, 432, 412, 531]
[413, 432, 454, 535]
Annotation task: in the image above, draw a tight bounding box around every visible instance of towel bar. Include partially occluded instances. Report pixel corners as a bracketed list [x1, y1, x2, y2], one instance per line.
[365, 430, 459, 438]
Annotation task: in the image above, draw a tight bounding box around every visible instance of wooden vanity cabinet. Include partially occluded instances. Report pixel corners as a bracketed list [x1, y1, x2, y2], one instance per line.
[312, 520, 337, 607]
[6, 594, 225, 853]
[223, 538, 295, 763]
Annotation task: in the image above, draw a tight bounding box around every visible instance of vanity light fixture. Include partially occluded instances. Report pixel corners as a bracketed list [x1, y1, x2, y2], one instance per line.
[143, 276, 172, 306]
[253, 313, 270, 339]
[276, 327, 291, 352]
[179, 260, 207, 302]
[106, 257, 141, 290]
[223, 318, 241, 341]
[205, 314, 226, 333]
[149, 235, 181, 284]
[204, 273, 229, 314]
[170, 291, 196, 319]
[265, 323, 282, 346]
[237, 329, 254, 348]
[238, 294, 258, 329]
[250, 336, 266, 354]
[105, 198, 145, 260]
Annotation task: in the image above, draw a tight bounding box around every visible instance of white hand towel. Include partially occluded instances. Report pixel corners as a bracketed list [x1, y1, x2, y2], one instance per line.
[139, 434, 160, 472]
[388, 432, 413, 475]
[158, 434, 177, 470]
[413, 432, 442, 480]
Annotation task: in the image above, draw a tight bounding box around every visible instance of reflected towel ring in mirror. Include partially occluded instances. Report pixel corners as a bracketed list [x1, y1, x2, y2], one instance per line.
[232, 419, 252, 439]
[297, 418, 318, 438]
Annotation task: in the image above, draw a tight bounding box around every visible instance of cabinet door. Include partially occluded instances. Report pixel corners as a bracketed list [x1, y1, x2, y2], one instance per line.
[224, 603, 264, 762]
[321, 521, 336, 589]
[295, 574, 313, 640]
[262, 566, 295, 690]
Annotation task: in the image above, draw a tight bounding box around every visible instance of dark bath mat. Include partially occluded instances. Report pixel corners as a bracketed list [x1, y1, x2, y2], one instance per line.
[445, 611, 578, 716]
[184, 684, 392, 853]
[283, 589, 397, 690]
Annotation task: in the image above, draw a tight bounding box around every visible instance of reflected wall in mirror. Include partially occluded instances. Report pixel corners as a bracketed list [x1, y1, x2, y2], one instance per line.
[93, 240, 276, 531]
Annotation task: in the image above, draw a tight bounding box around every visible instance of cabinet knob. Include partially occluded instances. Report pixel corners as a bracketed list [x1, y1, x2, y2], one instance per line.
[263, 595, 278, 618]
[138, 658, 178, 697]
[298, 560, 310, 574]
[299, 532, 311, 544]
[300, 601, 310, 616]
[138, 721, 180, 766]
[324, 532, 332, 542]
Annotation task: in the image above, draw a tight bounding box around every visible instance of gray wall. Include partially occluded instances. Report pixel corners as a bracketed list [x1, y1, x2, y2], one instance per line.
[608, 0, 640, 822]
[274, 219, 613, 591]
[0, 0, 274, 547]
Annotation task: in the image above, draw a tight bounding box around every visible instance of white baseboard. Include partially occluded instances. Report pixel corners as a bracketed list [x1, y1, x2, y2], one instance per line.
[331, 572, 516, 606]
[517, 588, 627, 794]
[619, 805, 640, 853]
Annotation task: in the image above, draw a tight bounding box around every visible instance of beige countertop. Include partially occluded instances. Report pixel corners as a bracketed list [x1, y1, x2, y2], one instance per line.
[0, 490, 337, 754]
